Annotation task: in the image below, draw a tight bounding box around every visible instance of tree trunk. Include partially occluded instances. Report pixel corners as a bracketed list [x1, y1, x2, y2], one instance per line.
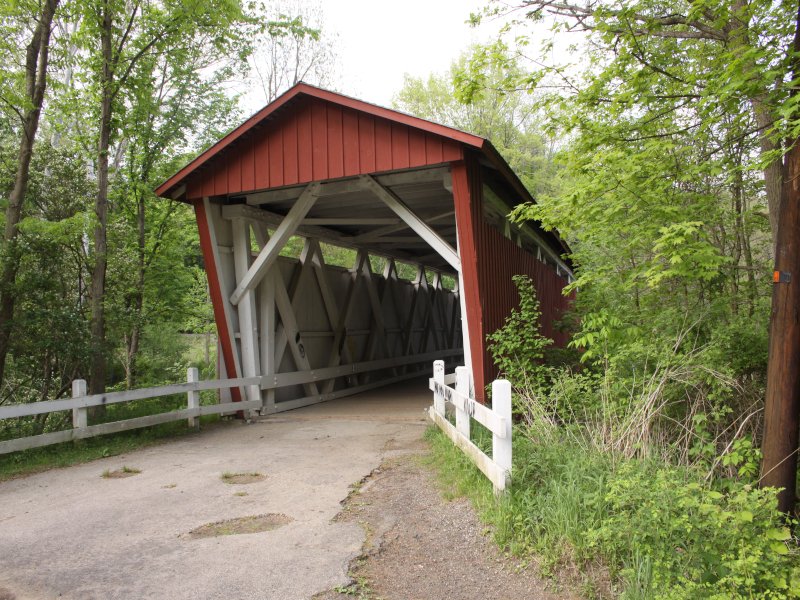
[125, 192, 146, 389]
[728, 0, 783, 240]
[760, 0, 800, 515]
[0, 0, 59, 388]
[89, 4, 114, 396]
[751, 97, 784, 238]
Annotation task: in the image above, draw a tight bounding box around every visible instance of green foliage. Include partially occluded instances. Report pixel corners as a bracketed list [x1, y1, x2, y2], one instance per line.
[486, 275, 553, 388]
[427, 427, 800, 599]
[645, 222, 731, 287]
[432, 1, 800, 597]
[590, 461, 799, 598]
[459, 1, 778, 439]
[394, 45, 560, 198]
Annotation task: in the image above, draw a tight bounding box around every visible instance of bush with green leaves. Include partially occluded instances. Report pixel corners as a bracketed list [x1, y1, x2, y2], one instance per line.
[486, 274, 553, 389]
[428, 426, 799, 599]
[589, 459, 799, 599]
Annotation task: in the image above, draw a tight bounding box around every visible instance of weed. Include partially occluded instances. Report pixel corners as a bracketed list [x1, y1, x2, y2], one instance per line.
[332, 560, 377, 599]
[220, 471, 265, 484]
[101, 465, 141, 478]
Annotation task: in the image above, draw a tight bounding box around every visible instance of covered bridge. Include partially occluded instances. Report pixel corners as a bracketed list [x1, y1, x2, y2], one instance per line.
[156, 83, 572, 410]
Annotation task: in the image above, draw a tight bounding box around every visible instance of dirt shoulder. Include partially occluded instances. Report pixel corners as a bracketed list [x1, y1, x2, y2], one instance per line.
[316, 438, 578, 600]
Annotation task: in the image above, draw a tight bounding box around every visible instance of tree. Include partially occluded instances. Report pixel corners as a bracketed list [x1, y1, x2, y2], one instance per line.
[394, 45, 560, 198]
[469, 0, 800, 512]
[250, 0, 338, 102]
[760, 1, 800, 514]
[68, 0, 253, 395]
[474, 0, 795, 239]
[0, 138, 94, 431]
[109, 18, 243, 387]
[0, 0, 60, 388]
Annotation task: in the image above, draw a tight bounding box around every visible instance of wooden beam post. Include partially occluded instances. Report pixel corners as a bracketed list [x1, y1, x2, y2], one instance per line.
[451, 160, 482, 401]
[195, 198, 243, 403]
[402, 266, 423, 357]
[72, 379, 87, 429]
[357, 249, 394, 382]
[230, 182, 320, 305]
[187, 367, 200, 429]
[252, 225, 276, 411]
[231, 218, 262, 406]
[272, 266, 320, 398]
[305, 239, 357, 393]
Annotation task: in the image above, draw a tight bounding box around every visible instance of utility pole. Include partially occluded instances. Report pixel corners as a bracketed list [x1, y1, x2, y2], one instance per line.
[760, 0, 800, 515]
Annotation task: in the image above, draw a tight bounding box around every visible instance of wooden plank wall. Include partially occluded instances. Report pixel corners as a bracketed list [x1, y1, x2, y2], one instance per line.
[186, 97, 463, 199]
[454, 155, 573, 399]
[471, 171, 573, 388]
[269, 256, 462, 403]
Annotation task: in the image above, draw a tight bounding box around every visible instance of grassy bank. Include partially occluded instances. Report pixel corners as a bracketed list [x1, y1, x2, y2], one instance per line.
[0, 412, 223, 482]
[425, 426, 799, 599]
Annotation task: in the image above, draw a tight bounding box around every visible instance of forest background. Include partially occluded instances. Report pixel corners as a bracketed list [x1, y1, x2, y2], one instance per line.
[1, 0, 799, 596]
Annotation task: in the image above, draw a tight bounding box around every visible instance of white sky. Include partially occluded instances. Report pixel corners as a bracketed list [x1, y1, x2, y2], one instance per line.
[237, 1, 581, 115]
[319, 0, 495, 107]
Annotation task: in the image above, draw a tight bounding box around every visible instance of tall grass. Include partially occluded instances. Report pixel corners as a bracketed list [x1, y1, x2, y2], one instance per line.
[428, 424, 798, 598]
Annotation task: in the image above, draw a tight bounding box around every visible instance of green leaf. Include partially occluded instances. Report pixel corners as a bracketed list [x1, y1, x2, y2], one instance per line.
[766, 527, 792, 541]
[736, 510, 753, 523]
[770, 541, 790, 556]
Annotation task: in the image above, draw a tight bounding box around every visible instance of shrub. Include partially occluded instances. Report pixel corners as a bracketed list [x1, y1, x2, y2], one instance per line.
[486, 274, 553, 389]
[590, 459, 799, 598]
[428, 428, 800, 599]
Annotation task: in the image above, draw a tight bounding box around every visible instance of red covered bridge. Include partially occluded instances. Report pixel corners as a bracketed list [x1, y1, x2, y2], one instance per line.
[156, 83, 572, 408]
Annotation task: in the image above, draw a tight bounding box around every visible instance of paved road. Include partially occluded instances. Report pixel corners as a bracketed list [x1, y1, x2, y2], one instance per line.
[0, 380, 430, 600]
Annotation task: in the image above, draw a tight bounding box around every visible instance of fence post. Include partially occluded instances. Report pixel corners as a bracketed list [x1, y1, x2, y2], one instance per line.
[433, 360, 445, 416]
[492, 378, 512, 492]
[72, 379, 87, 430]
[187, 367, 200, 429]
[455, 366, 470, 440]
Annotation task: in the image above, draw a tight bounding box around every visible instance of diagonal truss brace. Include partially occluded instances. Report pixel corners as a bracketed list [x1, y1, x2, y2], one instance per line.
[360, 175, 461, 272]
[230, 182, 321, 305]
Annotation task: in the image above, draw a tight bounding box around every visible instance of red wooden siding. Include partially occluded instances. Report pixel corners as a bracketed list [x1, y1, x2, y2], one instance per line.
[455, 155, 573, 399]
[474, 209, 573, 385]
[451, 160, 487, 400]
[186, 97, 462, 199]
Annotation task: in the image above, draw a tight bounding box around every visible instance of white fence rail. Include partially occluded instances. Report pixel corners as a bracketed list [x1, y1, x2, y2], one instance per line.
[0, 351, 464, 456]
[427, 360, 512, 493]
[0, 368, 262, 455]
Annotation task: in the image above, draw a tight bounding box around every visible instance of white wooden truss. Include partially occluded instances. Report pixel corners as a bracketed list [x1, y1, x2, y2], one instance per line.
[207, 199, 464, 414]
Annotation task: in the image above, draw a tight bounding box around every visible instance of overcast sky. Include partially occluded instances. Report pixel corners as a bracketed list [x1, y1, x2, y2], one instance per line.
[320, 0, 495, 106]
[238, 1, 577, 114]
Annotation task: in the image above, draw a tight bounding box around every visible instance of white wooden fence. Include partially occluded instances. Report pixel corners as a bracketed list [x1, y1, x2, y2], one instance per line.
[0, 368, 263, 455]
[428, 360, 512, 493]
